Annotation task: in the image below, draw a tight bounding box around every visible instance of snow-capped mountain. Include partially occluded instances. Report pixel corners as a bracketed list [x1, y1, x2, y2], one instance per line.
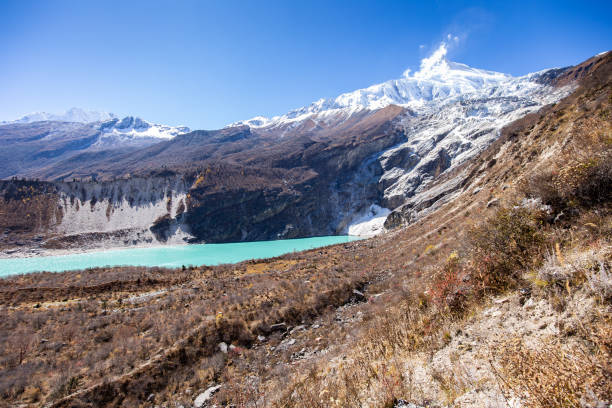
[5, 107, 118, 124]
[0, 44, 600, 247]
[2, 108, 190, 148]
[0, 110, 191, 179]
[94, 116, 190, 148]
[234, 43, 560, 132]
[231, 42, 574, 235]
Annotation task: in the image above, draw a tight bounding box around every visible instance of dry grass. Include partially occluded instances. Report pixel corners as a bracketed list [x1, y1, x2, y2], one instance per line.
[0, 53, 610, 408]
[494, 326, 612, 407]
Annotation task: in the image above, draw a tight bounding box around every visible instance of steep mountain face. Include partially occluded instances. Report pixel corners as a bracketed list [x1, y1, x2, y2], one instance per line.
[228, 45, 575, 233]
[0, 175, 193, 251]
[1, 48, 603, 251]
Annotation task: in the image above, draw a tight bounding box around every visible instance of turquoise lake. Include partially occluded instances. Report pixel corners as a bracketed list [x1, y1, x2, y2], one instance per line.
[0, 236, 361, 277]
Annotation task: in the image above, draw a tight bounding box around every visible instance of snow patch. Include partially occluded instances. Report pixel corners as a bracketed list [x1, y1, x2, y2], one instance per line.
[347, 204, 390, 237]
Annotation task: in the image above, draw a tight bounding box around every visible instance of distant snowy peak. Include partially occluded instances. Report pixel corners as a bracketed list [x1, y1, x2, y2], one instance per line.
[8, 108, 117, 124]
[234, 43, 550, 130]
[92, 116, 190, 148]
[4, 108, 190, 146]
[99, 116, 190, 140]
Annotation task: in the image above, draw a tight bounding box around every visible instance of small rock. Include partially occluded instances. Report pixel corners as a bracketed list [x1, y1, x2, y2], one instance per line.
[523, 298, 535, 309]
[270, 322, 287, 332]
[257, 335, 266, 342]
[486, 198, 500, 208]
[218, 342, 228, 354]
[352, 289, 366, 302]
[194, 384, 222, 408]
[554, 211, 565, 223]
[292, 347, 307, 360]
[290, 325, 305, 334]
[286, 339, 296, 346]
[394, 400, 425, 408]
[147, 393, 154, 402]
[311, 324, 320, 329]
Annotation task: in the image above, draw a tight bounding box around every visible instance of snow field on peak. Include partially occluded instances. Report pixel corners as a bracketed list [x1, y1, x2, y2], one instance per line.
[235, 42, 545, 130]
[4, 109, 190, 147]
[97, 116, 190, 143]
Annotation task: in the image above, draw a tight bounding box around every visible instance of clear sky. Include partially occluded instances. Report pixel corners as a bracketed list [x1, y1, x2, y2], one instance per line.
[1, 0, 610, 129]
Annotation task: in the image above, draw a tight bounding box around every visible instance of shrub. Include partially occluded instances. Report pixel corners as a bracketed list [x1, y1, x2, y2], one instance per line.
[469, 206, 545, 293]
[522, 132, 612, 213]
[428, 251, 471, 313]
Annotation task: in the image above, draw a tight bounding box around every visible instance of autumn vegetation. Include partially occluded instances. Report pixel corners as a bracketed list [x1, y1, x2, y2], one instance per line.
[0, 54, 611, 407]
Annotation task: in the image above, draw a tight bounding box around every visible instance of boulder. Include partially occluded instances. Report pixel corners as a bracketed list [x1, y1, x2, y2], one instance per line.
[194, 385, 222, 408]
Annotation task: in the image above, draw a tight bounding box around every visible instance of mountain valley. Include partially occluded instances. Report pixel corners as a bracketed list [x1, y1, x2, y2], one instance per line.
[0, 49, 610, 407]
[0, 48, 583, 251]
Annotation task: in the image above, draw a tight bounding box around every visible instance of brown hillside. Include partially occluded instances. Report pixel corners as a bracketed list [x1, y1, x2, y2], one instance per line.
[0, 51, 610, 407]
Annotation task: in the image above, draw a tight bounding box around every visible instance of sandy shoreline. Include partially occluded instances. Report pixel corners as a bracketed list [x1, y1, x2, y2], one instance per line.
[0, 240, 190, 259]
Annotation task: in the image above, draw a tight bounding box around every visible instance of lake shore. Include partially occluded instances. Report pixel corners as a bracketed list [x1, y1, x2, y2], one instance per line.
[0, 235, 362, 277]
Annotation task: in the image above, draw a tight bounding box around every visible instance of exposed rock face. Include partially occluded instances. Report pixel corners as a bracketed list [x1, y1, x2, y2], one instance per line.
[181, 111, 407, 242]
[0, 176, 193, 249]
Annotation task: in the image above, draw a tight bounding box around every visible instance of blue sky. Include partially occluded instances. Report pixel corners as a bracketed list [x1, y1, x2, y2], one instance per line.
[0, 0, 610, 129]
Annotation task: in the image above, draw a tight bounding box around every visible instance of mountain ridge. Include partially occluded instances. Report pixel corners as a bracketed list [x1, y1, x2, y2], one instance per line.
[0, 50, 605, 250]
[232, 43, 563, 132]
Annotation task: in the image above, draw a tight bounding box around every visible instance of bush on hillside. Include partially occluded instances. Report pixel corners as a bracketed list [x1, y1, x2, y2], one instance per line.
[469, 206, 545, 293]
[522, 131, 612, 213]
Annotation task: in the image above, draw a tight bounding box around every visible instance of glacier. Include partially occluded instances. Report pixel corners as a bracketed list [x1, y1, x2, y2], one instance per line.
[234, 42, 574, 235]
[347, 204, 391, 237]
